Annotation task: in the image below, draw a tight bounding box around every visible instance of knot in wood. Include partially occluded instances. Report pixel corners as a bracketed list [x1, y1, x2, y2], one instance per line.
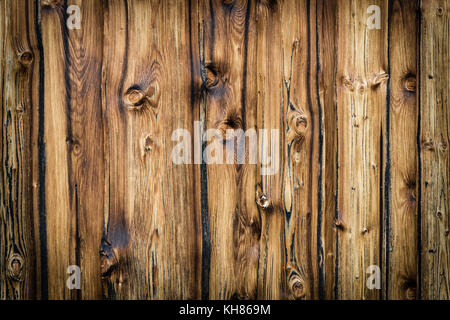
[41, 0, 59, 8]
[342, 75, 355, 91]
[403, 74, 416, 92]
[16, 104, 25, 113]
[216, 110, 243, 140]
[66, 136, 81, 156]
[405, 286, 416, 300]
[205, 66, 219, 88]
[19, 51, 33, 66]
[334, 213, 346, 231]
[256, 191, 272, 211]
[371, 71, 389, 88]
[100, 240, 119, 277]
[356, 80, 368, 94]
[287, 107, 308, 147]
[144, 135, 154, 152]
[422, 139, 435, 151]
[124, 88, 146, 108]
[289, 275, 305, 300]
[8, 253, 24, 282]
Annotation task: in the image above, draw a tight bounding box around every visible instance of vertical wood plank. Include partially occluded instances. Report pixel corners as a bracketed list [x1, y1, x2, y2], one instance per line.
[38, 0, 105, 299]
[40, 0, 73, 299]
[336, 0, 388, 299]
[255, 0, 285, 299]
[280, 0, 321, 300]
[63, 0, 105, 299]
[385, 0, 419, 300]
[420, 0, 450, 300]
[195, 0, 260, 299]
[0, 0, 37, 300]
[101, 0, 199, 299]
[256, 0, 323, 299]
[317, 0, 338, 300]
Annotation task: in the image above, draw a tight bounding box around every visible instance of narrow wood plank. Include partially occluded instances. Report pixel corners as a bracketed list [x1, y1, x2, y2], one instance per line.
[40, 0, 75, 299]
[336, 0, 388, 299]
[280, 0, 321, 300]
[101, 0, 199, 299]
[385, 0, 419, 300]
[187, 0, 207, 300]
[255, 0, 285, 299]
[256, 0, 323, 299]
[317, 0, 338, 300]
[193, 0, 260, 299]
[420, 0, 450, 300]
[63, 0, 105, 299]
[0, 0, 37, 300]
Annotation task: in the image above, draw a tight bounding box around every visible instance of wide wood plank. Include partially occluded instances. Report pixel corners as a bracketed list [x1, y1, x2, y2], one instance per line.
[335, 0, 388, 299]
[101, 0, 199, 299]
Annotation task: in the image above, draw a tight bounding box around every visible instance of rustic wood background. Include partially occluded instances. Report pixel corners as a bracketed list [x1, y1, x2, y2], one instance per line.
[1, 0, 449, 300]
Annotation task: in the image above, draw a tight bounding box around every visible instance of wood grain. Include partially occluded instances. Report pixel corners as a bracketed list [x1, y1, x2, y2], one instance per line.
[101, 0, 199, 299]
[1, 0, 449, 300]
[419, 0, 450, 300]
[335, 0, 388, 300]
[317, 0, 338, 300]
[384, 0, 419, 300]
[0, 0, 36, 300]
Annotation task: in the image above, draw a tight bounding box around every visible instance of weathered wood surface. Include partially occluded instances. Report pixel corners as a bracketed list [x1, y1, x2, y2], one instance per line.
[0, 0, 449, 300]
[419, 0, 450, 299]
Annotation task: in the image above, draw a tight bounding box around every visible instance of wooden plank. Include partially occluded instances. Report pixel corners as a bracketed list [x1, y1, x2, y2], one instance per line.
[0, 0, 37, 300]
[101, 0, 199, 299]
[193, 0, 260, 299]
[335, 0, 388, 299]
[279, 0, 322, 300]
[38, 0, 105, 299]
[317, 0, 338, 300]
[419, 0, 450, 300]
[256, 0, 323, 299]
[255, 0, 285, 299]
[40, 0, 73, 299]
[63, 0, 105, 299]
[385, 0, 419, 300]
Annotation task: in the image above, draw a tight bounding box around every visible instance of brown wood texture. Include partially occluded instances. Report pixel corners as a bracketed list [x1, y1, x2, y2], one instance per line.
[0, 0, 449, 300]
[420, 0, 450, 299]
